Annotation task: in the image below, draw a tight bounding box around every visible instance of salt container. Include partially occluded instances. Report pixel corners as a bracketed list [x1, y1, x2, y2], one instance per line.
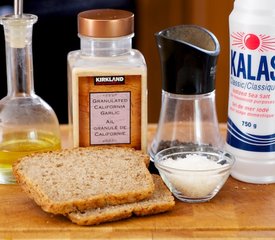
[226, 0, 275, 183]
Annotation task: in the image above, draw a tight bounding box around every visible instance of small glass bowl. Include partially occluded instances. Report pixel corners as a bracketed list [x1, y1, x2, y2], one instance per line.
[154, 145, 235, 203]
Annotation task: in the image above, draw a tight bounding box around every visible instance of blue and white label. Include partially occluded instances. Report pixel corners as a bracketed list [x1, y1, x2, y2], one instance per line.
[227, 31, 275, 152]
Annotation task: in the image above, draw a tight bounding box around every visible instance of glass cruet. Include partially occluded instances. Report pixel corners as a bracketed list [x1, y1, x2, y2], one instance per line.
[149, 25, 223, 164]
[0, 13, 61, 184]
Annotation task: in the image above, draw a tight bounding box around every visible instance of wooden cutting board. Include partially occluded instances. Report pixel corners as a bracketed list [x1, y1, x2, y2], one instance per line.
[1, 124, 275, 239]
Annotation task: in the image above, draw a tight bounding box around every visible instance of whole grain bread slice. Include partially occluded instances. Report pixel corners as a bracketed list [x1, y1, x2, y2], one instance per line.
[67, 174, 175, 225]
[13, 146, 154, 215]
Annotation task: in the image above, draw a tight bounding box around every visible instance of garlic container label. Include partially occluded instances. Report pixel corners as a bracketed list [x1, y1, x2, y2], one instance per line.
[89, 92, 130, 145]
[77, 75, 142, 149]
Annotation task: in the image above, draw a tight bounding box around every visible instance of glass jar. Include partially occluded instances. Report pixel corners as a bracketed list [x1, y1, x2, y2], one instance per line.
[68, 9, 147, 151]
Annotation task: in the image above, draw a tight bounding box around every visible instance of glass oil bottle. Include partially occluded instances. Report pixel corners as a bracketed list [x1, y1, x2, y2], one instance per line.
[0, 9, 61, 183]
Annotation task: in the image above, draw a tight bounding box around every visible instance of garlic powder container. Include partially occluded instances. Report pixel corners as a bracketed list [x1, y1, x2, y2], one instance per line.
[67, 9, 147, 151]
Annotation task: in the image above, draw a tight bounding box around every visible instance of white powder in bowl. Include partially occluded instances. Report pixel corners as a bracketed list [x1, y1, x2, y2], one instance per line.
[162, 154, 225, 170]
[160, 154, 229, 199]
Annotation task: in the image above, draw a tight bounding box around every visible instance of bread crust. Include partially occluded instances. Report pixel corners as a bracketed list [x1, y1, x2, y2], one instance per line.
[67, 175, 175, 225]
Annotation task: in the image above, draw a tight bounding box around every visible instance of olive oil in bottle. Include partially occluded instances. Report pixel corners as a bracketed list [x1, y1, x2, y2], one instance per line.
[0, 131, 60, 166]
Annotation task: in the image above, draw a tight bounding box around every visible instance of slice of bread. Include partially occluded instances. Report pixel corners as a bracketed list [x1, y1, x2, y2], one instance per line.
[67, 174, 175, 225]
[13, 146, 154, 215]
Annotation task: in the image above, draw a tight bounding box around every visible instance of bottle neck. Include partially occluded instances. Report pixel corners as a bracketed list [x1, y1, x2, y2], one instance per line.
[5, 42, 34, 96]
[1, 14, 37, 97]
[79, 34, 133, 57]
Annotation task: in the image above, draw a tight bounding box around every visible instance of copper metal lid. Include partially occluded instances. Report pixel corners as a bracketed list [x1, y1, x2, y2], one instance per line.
[78, 9, 134, 38]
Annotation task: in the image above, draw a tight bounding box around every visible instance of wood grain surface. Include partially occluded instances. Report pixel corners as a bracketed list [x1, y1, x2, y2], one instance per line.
[1, 124, 275, 239]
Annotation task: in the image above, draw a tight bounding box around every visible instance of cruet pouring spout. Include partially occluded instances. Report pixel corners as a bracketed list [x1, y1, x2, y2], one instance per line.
[155, 25, 220, 95]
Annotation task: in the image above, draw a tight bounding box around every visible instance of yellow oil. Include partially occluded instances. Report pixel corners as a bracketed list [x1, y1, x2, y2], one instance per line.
[0, 131, 61, 183]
